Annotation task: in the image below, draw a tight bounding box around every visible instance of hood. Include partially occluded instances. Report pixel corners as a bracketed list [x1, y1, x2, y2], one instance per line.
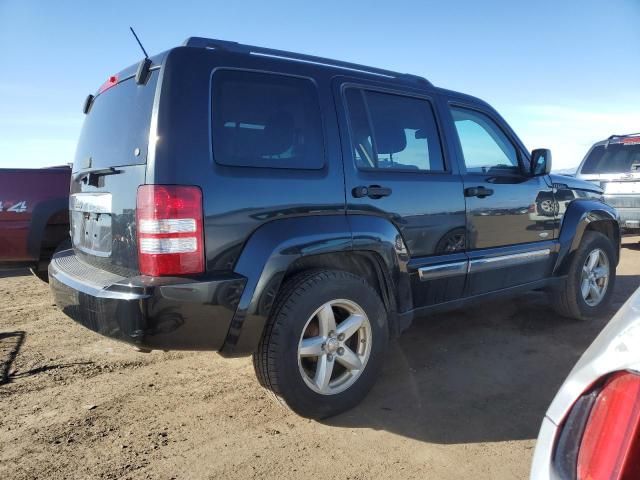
[549, 173, 603, 195]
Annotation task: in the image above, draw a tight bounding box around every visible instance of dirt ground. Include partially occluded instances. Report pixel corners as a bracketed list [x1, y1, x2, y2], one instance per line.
[1, 238, 639, 480]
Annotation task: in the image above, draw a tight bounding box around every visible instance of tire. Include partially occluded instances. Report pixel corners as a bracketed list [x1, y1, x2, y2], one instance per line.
[30, 238, 72, 283]
[252, 269, 388, 419]
[551, 231, 616, 320]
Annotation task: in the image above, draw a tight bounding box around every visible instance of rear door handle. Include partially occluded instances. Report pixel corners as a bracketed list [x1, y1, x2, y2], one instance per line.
[464, 186, 494, 198]
[352, 185, 392, 199]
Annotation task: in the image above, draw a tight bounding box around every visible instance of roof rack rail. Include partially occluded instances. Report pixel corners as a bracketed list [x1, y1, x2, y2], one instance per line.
[183, 37, 432, 86]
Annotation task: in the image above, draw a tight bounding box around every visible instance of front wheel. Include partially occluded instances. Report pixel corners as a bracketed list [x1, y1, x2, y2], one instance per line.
[551, 231, 616, 320]
[252, 270, 388, 419]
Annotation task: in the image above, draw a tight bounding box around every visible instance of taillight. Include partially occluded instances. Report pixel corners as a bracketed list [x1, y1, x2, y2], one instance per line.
[136, 185, 204, 276]
[97, 74, 119, 94]
[577, 372, 640, 480]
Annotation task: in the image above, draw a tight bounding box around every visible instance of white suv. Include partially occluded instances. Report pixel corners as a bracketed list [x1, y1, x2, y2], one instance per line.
[576, 133, 640, 233]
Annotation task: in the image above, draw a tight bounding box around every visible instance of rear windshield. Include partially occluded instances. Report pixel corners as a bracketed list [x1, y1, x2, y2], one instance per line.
[74, 71, 159, 171]
[580, 143, 640, 174]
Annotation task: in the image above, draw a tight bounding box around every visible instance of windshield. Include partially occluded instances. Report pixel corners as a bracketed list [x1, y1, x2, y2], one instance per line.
[580, 143, 640, 174]
[73, 71, 159, 171]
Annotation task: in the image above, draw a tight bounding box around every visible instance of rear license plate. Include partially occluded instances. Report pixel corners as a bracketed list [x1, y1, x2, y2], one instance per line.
[70, 193, 113, 257]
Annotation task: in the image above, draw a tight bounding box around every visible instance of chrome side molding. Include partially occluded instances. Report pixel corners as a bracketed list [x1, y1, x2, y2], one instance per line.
[418, 248, 551, 281]
[418, 261, 468, 281]
[468, 248, 551, 274]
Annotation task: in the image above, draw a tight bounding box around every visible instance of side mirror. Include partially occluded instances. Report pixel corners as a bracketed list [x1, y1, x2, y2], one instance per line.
[530, 148, 552, 176]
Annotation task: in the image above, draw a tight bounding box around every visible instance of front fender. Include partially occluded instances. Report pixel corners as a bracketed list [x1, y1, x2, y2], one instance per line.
[220, 214, 410, 356]
[554, 200, 619, 275]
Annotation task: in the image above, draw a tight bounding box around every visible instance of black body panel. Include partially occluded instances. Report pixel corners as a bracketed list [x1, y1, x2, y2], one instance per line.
[50, 38, 622, 355]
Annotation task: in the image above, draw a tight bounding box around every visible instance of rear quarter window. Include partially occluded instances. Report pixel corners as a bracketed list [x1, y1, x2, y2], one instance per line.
[211, 70, 325, 169]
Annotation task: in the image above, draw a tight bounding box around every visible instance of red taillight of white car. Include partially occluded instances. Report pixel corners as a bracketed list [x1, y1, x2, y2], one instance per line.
[554, 371, 640, 480]
[576, 372, 640, 480]
[136, 185, 204, 276]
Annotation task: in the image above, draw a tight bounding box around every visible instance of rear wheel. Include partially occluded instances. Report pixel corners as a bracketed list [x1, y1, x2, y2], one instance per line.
[30, 238, 71, 283]
[253, 269, 388, 419]
[551, 231, 616, 320]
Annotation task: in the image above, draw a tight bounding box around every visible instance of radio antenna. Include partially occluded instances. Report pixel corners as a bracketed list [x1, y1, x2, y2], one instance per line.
[129, 26, 149, 59]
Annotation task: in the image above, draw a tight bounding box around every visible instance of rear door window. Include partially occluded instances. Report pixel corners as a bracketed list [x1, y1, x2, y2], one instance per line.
[211, 70, 324, 169]
[344, 88, 445, 172]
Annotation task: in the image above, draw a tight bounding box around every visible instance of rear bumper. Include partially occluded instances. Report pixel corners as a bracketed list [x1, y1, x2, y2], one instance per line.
[615, 208, 640, 231]
[49, 250, 246, 351]
[618, 210, 640, 231]
[604, 195, 640, 231]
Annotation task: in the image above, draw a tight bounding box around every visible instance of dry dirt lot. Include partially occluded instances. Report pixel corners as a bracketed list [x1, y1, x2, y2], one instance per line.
[1, 238, 639, 480]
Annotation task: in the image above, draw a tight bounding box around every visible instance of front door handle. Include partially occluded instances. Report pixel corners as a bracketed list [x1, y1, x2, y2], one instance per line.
[464, 186, 494, 198]
[352, 185, 392, 199]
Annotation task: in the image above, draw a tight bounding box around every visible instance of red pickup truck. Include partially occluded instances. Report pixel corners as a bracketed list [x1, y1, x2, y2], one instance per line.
[0, 166, 71, 281]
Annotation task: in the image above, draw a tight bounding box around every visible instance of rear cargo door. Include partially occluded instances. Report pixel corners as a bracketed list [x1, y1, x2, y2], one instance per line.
[70, 69, 159, 275]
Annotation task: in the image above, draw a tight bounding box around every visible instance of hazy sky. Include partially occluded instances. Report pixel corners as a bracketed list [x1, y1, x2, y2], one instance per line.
[1, 0, 638, 170]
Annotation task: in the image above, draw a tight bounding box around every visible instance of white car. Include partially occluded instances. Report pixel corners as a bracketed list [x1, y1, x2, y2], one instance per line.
[531, 286, 640, 479]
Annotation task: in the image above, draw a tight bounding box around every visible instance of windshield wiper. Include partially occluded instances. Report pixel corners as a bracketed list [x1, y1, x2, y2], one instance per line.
[73, 167, 122, 186]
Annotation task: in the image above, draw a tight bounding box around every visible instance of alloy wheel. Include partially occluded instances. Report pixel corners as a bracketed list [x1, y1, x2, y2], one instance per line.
[297, 299, 372, 395]
[580, 248, 610, 307]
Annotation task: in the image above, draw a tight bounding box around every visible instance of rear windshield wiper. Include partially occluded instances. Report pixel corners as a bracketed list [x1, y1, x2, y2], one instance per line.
[73, 167, 122, 186]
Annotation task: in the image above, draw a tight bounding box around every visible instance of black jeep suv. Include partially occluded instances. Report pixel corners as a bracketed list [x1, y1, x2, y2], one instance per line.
[50, 37, 619, 418]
